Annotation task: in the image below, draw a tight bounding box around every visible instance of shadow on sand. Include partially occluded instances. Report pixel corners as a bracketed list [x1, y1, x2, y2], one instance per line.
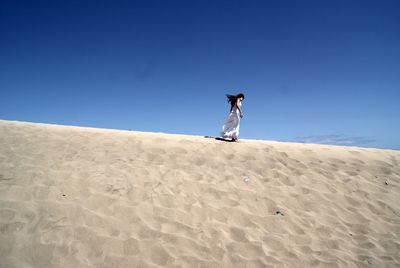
[204, 136, 237, 143]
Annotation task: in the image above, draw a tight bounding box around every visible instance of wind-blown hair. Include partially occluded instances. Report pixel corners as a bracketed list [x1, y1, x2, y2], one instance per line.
[226, 93, 245, 112]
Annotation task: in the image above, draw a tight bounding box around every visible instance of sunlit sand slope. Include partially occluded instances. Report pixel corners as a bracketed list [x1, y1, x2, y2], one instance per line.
[0, 120, 399, 268]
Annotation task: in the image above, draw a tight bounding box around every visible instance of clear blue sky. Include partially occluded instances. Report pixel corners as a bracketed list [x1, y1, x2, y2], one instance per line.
[1, 0, 399, 149]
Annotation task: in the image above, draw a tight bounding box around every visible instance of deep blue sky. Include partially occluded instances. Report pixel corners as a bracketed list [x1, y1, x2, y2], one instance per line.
[1, 0, 399, 149]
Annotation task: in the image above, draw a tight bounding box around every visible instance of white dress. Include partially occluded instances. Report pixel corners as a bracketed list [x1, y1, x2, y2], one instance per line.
[221, 101, 241, 140]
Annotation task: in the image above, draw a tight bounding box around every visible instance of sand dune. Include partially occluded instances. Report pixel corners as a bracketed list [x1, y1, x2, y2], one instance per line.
[0, 120, 399, 268]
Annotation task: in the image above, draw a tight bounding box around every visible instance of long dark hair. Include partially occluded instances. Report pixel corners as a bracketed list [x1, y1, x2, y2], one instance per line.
[226, 93, 245, 112]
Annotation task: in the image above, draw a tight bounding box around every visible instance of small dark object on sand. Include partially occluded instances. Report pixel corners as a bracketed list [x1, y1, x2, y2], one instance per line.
[385, 181, 389, 185]
[275, 210, 284, 216]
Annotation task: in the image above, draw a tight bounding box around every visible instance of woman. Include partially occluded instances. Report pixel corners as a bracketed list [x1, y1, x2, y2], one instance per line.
[221, 93, 245, 142]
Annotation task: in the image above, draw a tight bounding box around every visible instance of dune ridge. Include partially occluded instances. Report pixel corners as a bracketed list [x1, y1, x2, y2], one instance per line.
[0, 120, 399, 268]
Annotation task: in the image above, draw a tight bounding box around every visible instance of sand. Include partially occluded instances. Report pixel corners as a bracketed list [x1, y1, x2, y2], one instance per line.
[0, 119, 399, 268]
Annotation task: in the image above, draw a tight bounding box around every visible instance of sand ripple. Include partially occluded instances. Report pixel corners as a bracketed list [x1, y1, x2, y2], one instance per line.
[1, 120, 399, 267]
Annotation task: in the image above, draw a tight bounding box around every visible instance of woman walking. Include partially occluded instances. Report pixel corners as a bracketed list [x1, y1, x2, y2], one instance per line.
[221, 93, 245, 142]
